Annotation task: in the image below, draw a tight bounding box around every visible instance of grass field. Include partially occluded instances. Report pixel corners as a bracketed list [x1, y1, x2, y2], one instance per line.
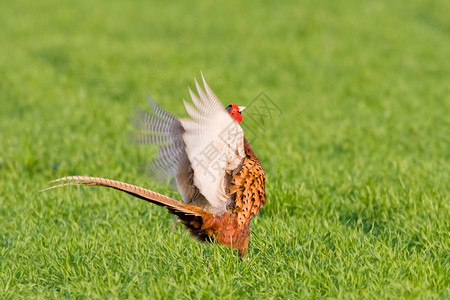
[1, 0, 449, 298]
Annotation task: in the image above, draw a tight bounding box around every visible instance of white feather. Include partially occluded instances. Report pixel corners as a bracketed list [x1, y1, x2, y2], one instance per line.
[180, 77, 245, 211]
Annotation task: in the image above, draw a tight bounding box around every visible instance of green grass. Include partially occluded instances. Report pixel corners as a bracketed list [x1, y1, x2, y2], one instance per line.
[1, 0, 449, 298]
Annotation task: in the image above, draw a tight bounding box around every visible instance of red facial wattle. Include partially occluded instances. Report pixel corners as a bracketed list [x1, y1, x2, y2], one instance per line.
[231, 111, 243, 123]
[226, 104, 244, 123]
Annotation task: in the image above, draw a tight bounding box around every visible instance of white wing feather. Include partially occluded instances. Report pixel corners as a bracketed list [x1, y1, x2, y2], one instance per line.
[180, 75, 245, 211]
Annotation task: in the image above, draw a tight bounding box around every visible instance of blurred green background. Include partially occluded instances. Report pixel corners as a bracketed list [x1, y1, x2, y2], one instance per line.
[0, 0, 449, 298]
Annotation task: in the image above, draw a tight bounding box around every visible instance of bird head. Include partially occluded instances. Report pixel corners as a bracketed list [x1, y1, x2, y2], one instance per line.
[226, 104, 246, 123]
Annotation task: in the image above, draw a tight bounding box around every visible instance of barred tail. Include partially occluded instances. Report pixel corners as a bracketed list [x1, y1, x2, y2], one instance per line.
[44, 176, 207, 224]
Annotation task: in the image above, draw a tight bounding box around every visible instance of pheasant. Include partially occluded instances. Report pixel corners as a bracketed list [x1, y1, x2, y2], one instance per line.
[45, 75, 266, 257]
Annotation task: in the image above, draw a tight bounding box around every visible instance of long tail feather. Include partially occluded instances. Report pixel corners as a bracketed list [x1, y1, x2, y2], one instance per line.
[44, 176, 207, 219]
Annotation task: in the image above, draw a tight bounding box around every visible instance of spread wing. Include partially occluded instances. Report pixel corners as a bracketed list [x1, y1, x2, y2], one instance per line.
[139, 74, 245, 212]
[180, 75, 245, 211]
[138, 99, 204, 206]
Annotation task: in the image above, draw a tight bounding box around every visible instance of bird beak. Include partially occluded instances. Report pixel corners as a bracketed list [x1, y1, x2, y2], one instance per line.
[238, 106, 247, 112]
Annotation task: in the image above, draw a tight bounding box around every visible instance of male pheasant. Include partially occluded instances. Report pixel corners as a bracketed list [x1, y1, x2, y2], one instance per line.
[46, 75, 266, 257]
